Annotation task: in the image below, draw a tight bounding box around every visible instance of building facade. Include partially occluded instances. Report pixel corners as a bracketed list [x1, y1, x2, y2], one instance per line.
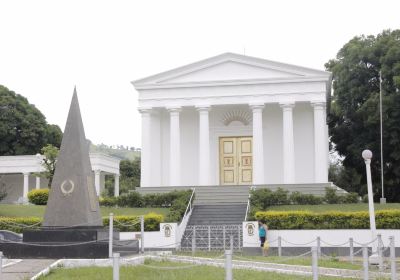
[133, 53, 331, 187]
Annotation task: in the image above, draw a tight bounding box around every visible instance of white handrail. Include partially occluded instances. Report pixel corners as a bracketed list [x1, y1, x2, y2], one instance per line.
[244, 195, 250, 221]
[182, 187, 196, 223]
[244, 186, 253, 221]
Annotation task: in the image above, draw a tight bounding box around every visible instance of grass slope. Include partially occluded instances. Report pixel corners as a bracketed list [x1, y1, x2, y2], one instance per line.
[268, 203, 400, 212]
[175, 252, 361, 270]
[0, 205, 169, 218]
[39, 260, 339, 280]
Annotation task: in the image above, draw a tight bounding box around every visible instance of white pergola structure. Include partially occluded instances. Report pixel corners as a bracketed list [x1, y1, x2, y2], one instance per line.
[0, 153, 120, 203]
[133, 53, 331, 188]
[89, 153, 121, 197]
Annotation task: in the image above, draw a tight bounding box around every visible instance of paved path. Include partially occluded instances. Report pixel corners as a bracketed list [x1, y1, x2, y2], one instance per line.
[1, 259, 55, 280]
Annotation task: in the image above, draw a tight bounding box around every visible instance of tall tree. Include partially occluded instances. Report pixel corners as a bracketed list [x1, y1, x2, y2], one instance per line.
[104, 158, 141, 196]
[40, 144, 59, 188]
[0, 85, 62, 155]
[326, 30, 400, 201]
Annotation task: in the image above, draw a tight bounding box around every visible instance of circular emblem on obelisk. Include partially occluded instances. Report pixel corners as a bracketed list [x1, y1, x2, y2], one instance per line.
[60, 180, 75, 196]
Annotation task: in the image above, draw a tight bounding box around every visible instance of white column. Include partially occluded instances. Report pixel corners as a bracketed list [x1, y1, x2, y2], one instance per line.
[139, 108, 152, 187]
[94, 169, 101, 196]
[250, 104, 265, 185]
[35, 176, 41, 190]
[168, 107, 181, 186]
[151, 110, 162, 186]
[280, 103, 295, 184]
[197, 106, 211, 185]
[114, 174, 120, 197]
[312, 102, 328, 183]
[23, 172, 29, 203]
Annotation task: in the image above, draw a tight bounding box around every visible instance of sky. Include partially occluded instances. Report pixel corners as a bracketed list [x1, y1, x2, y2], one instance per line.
[0, 0, 399, 149]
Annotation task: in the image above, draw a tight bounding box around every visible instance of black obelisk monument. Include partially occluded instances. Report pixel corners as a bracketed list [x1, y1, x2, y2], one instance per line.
[43, 88, 102, 227]
[0, 88, 120, 258]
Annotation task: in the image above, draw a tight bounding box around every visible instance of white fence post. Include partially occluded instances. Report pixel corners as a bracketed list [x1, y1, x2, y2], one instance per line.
[390, 236, 396, 280]
[208, 226, 211, 251]
[237, 226, 241, 251]
[223, 226, 226, 250]
[316, 237, 321, 257]
[377, 233, 383, 272]
[140, 215, 144, 254]
[109, 213, 114, 258]
[113, 252, 120, 280]
[230, 235, 234, 252]
[192, 229, 196, 256]
[312, 247, 318, 280]
[278, 236, 282, 257]
[225, 249, 232, 280]
[349, 237, 354, 264]
[362, 246, 369, 280]
[0, 251, 3, 278]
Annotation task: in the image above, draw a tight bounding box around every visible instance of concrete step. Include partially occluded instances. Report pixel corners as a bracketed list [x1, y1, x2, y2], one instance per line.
[187, 204, 247, 226]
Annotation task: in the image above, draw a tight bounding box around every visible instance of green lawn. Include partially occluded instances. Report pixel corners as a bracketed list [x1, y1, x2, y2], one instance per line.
[267, 203, 400, 212]
[39, 259, 340, 280]
[175, 251, 361, 270]
[0, 204, 169, 218]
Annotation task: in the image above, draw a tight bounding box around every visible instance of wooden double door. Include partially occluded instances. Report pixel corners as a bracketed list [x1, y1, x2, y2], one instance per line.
[219, 137, 253, 185]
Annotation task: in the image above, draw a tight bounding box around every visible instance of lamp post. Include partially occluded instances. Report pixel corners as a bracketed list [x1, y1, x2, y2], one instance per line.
[362, 150, 379, 263]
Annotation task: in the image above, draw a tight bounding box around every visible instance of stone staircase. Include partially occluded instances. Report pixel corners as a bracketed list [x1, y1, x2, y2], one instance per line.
[188, 204, 247, 225]
[180, 186, 249, 250]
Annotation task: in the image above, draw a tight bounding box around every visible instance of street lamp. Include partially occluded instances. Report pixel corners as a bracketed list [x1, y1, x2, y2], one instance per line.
[362, 149, 379, 263]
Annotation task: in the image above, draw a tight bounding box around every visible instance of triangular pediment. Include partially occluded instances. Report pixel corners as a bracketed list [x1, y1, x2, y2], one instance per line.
[133, 53, 330, 88]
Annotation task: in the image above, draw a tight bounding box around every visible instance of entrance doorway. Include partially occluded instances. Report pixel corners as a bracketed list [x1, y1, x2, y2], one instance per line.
[219, 137, 253, 185]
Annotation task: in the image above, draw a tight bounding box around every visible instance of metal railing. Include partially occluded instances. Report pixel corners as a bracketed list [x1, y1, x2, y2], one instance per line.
[181, 225, 242, 251]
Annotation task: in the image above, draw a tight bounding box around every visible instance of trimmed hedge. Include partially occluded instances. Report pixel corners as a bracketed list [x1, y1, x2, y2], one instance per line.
[0, 217, 41, 233]
[99, 190, 193, 222]
[28, 189, 49, 205]
[250, 187, 361, 211]
[0, 213, 164, 234]
[103, 212, 164, 231]
[255, 210, 400, 229]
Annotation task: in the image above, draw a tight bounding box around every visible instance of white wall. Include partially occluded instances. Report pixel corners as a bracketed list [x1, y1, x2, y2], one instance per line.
[120, 223, 178, 249]
[180, 109, 199, 186]
[243, 222, 400, 248]
[263, 104, 283, 184]
[160, 109, 170, 186]
[293, 103, 314, 183]
[151, 111, 162, 186]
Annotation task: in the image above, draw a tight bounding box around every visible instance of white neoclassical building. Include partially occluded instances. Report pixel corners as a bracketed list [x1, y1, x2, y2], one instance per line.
[133, 53, 331, 188]
[0, 153, 120, 203]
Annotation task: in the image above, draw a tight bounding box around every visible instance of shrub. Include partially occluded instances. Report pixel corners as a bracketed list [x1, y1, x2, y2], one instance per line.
[117, 191, 143, 207]
[142, 190, 192, 208]
[250, 188, 289, 209]
[254, 209, 400, 229]
[324, 188, 340, 204]
[99, 196, 118, 207]
[166, 195, 190, 222]
[290, 191, 323, 205]
[27, 189, 49, 205]
[340, 192, 360, 204]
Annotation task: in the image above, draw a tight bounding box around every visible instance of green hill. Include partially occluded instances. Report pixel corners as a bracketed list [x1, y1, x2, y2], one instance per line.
[90, 143, 140, 161]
